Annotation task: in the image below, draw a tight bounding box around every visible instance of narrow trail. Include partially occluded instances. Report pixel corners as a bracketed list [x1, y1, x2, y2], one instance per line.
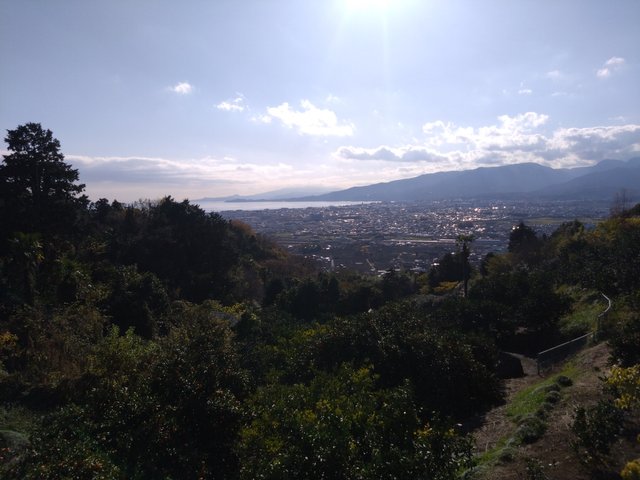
[470, 343, 613, 479]
[473, 353, 539, 455]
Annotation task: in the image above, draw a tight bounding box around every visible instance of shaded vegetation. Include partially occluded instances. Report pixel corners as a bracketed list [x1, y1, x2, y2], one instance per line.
[1, 124, 640, 478]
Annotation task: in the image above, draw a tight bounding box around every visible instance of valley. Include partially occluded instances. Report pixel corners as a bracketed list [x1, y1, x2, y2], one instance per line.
[219, 198, 611, 274]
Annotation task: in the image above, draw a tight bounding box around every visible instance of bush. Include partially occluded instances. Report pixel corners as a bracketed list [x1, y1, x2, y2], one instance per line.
[1, 308, 250, 480]
[238, 364, 473, 479]
[515, 414, 547, 444]
[524, 457, 548, 480]
[609, 314, 640, 367]
[571, 400, 624, 470]
[622, 458, 640, 480]
[606, 365, 640, 410]
[543, 383, 560, 393]
[535, 403, 553, 418]
[271, 301, 503, 419]
[0, 404, 123, 480]
[545, 390, 561, 404]
[498, 446, 515, 463]
[556, 375, 573, 387]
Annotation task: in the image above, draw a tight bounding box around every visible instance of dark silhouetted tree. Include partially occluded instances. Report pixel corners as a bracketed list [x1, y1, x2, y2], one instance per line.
[428, 250, 472, 291]
[508, 221, 540, 265]
[457, 234, 474, 297]
[0, 123, 87, 245]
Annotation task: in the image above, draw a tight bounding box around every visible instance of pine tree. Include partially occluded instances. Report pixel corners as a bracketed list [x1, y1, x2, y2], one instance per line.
[0, 123, 87, 244]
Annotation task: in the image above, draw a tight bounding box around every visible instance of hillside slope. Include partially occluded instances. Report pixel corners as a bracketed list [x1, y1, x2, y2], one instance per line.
[471, 343, 638, 479]
[296, 158, 640, 202]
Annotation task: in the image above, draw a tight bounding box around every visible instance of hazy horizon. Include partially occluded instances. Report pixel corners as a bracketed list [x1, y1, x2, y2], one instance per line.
[2, 0, 639, 202]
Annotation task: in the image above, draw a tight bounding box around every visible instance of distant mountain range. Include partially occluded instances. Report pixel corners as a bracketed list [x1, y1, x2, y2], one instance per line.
[292, 157, 640, 202]
[195, 186, 335, 203]
[197, 158, 640, 204]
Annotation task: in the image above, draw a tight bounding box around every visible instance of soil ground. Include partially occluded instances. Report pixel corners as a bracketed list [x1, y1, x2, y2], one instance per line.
[470, 342, 640, 479]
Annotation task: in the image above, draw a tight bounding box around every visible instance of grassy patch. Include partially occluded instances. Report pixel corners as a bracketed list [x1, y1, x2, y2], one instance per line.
[476, 436, 510, 465]
[557, 287, 605, 338]
[506, 363, 579, 419]
[474, 364, 580, 477]
[473, 435, 519, 478]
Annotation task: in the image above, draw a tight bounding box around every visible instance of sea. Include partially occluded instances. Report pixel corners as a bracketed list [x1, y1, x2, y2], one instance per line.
[195, 200, 372, 212]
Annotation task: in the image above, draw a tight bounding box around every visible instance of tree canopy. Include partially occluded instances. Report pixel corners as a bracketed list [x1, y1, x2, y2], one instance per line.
[2, 123, 640, 479]
[0, 123, 86, 244]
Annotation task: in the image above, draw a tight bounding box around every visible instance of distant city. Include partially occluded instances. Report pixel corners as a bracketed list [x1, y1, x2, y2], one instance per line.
[214, 199, 611, 275]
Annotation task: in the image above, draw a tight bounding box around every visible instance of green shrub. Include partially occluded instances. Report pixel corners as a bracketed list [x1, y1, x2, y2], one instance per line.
[498, 446, 515, 463]
[535, 403, 553, 419]
[571, 399, 624, 470]
[524, 457, 548, 480]
[556, 375, 573, 387]
[515, 414, 547, 444]
[545, 390, 561, 404]
[610, 313, 640, 367]
[543, 383, 560, 393]
[238, 364, 473, 480]
[541, 401, 555, 411]
[621, 458, 640, 480]
[0, 404, 123, 480]
[557, 294, 602, 339]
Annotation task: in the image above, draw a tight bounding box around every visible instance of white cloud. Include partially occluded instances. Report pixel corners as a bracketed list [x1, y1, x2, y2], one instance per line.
[605, 57, 625, 67]
[422, 120, 451, 136]
[65, 114, 640, 202]
[421, 112, 549, 150]
[547, 124, 640, 159]
[337, 113, 640, 172]
[336, 145, 448, 163]
[67, 153, 299, 200]
[546, 70, 562, 79]
[497, 111, 548, 129]
[68, 154, 294, 182]
[597, 56, 625, 78]
[250, 114, 272, 124]
[265, 100, 354, 136]
[171, 82, 193, 95]
[216, 94, 246, 112]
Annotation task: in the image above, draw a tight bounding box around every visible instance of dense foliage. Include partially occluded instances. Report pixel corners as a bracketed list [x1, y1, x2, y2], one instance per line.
[0, 123, 87, 248]
[1, 124, 640, 478]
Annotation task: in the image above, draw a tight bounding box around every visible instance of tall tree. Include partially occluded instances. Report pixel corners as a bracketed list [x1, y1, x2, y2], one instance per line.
[0, 123, 87, 244]
[456, 234, 474, 297]
[508, 221, 540, 265]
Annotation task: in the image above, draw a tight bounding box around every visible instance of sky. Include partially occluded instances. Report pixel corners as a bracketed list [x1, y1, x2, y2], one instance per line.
[1, 0, 639, 202]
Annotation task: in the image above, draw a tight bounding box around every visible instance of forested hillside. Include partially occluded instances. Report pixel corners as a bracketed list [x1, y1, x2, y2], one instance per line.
[1, 124, 639, 479]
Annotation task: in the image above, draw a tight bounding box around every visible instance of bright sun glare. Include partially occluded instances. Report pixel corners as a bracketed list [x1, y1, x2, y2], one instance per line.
[344, 0, 391, 11]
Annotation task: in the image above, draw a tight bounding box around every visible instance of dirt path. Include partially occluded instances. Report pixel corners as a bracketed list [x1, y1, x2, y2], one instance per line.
[473, 353, 540, 455]
[471, 343, 616, 479]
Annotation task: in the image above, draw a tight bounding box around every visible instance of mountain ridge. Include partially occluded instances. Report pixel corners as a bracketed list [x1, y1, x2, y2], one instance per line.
[290, 158, 640, 202]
